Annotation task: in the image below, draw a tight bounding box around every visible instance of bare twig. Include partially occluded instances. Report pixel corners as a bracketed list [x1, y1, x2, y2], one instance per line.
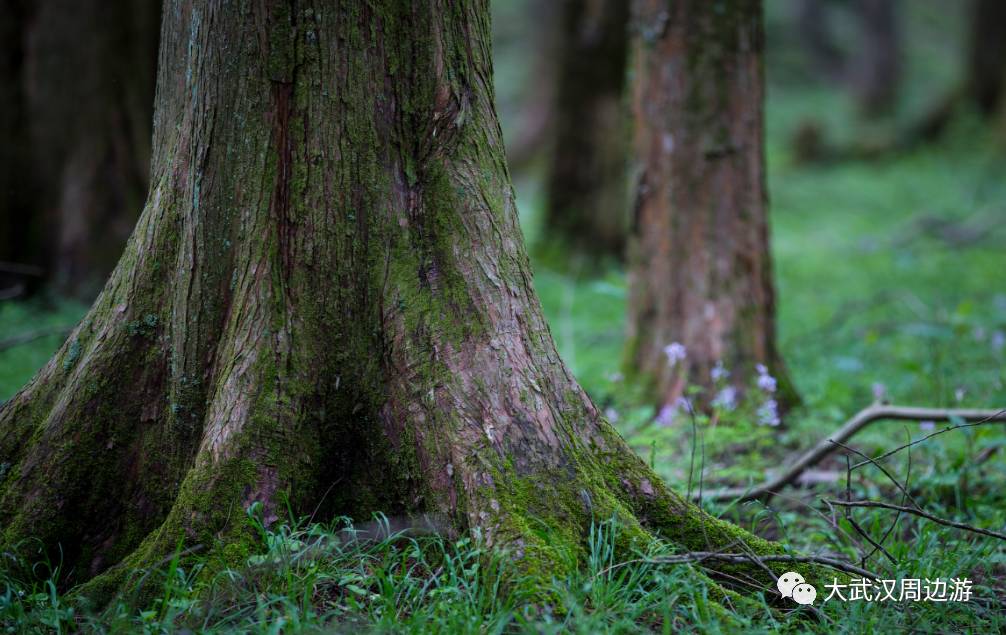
[826, 500, 1006, 542]
[853, 408, 1006, 469]
[829, 439, 922, 511]
[866, 432, 912, 564]
[700, 405, 1006, 502]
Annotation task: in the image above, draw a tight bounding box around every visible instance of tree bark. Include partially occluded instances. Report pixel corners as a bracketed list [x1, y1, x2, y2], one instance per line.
[543, 0, 630, 262]
[1, 0, 804, 606]
[0, 0, 160, 299]
[626, 0, 793, 412]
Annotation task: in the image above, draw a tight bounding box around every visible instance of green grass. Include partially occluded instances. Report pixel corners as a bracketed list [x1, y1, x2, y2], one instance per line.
[4, 122, 1005, 630]
[3, 2, 1006, 629]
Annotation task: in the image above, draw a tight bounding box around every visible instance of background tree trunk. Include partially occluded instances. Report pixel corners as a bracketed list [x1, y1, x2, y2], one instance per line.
[543, 0, 630, 262]
[968, 0, 1006, 117]
[795, 0, 845, 82]
[0, 1, 46, 298]
[627, 0, 793, 413]
[851, 0, 900, 117]
[499, 0, 560, 173]
[1, 0, 802, 606]
[0, 0, 159, 299]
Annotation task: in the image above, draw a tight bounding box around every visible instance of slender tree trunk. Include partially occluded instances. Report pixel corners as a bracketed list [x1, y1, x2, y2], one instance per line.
[544, 0, 630, 261]
[1, 0, 804, 606]
[627, 0, 793, 414]
[795, 0, 845, 82]
[0, 1, 46, 298]
[499, 0, 560, 173]
[0, 0, 159, 299]
[851, 0, 900, 117]
[968, 0, 1006, 116]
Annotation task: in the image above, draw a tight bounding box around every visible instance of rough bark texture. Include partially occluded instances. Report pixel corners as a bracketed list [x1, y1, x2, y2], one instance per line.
[627, 0, 791, 410]
[0, 0, 160, 298]
[0, 0, 804, 606]
[543, 0, 630, 262]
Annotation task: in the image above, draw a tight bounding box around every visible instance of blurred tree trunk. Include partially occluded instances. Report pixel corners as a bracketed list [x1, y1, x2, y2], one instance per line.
[796, 0, 901, 117]
[851, 0, 900, 117]
[544, 0, 630, 262]
[0, 0, 159, 299]
[627, 0, 794, 415]
[0, 0, 797, 606]
[0, 1, 46, 298]
[968, 0, 1006, 116]
[795, 0, 845, 81]
[502, 1, 560, 173]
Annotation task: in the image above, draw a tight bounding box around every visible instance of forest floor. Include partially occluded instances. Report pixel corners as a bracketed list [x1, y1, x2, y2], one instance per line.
[2, 118, 1005, 633]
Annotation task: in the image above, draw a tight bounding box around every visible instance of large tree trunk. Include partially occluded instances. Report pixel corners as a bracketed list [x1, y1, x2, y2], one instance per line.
[543, 0, 630, 262]
[627, 0, 793, 413]
[0, 0, 159, 299]
[1, 0, 800, 606]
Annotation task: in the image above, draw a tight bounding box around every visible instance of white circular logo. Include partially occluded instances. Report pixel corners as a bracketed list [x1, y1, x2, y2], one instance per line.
[792, 582, 817, 605]
[778, 572, 817, 605]
[777, 571, 806, 598]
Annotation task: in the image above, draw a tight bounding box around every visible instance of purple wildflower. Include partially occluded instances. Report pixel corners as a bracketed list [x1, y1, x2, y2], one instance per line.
[663, 342, 687, 366]
[757, 399, 780, 426]
[712, 386, 738, 411]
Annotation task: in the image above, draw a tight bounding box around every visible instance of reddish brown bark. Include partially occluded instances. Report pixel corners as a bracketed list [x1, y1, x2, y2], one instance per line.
[627, 0, 791, 413]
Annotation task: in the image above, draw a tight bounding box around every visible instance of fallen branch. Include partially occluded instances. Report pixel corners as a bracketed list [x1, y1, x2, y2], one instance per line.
[699, 405, 1006, 503]
[0, 326, 74, 353]
[0, 261, 44, 277]
[826, 500, 1006, 542]
[644, 552, 879, 580]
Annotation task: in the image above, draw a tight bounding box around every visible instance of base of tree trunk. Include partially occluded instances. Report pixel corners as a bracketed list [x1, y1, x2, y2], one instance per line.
[0, 0, 817, 613]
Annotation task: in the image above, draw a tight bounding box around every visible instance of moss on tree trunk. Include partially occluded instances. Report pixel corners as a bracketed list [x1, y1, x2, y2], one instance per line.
[2, 0, 812, 608]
